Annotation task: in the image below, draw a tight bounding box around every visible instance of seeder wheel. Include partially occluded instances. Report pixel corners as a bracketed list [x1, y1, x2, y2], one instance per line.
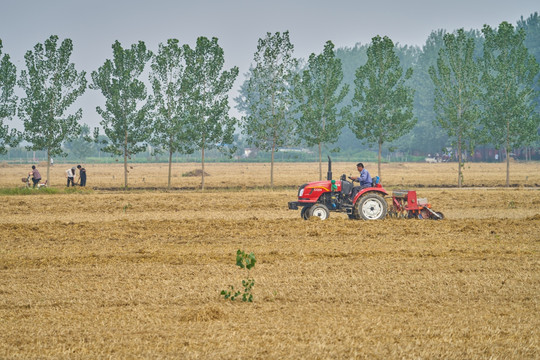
[433, 211, 444, 220]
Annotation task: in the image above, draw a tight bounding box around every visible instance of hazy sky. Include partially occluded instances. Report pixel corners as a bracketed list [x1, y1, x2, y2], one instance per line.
[1, 0, 538, 129]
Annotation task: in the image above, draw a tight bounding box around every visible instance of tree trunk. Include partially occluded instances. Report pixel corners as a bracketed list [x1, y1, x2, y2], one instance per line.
[271, 90, 276, 189]
[377, 140, 382, 178]
[124, 130, 128, 189]
[505, 146, 510, 187]
[318, 142, 322, 181]
[46, 150, 51, 187]
[506, 121, 510, 187]
[167, 96, 174, 190]
[271, 138, 275, 189]
[201, 140, 205, 191]
[168, 148, 173, 189]
[457, 133, 462, 188]
[320, 114, 326, 181]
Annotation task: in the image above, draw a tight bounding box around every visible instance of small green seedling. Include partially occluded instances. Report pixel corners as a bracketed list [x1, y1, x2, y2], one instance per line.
[123, 203, 132, 213]
[221, 250, 256, 302]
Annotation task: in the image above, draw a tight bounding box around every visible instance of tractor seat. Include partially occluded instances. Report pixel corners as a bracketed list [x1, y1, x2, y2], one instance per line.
[341, 180, 353, 196]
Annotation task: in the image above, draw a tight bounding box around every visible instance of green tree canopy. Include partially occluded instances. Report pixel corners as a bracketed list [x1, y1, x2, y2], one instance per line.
[401, 29, 449, 155]
[91, 40, 153, 188]
[296, 40, 349, 180]
[236, 31, 298, 187]
[518, 12, 540, 111]
[18, 35, 87, 184]
[518, 12, 540, 68]
[481, 22, 540, 186]
[351, 35, 416, 177]
[0, 39, 19, 154]
[149, 38, 195, 189]
[183, 36, 238, 190]
[429, 29, 482, 187]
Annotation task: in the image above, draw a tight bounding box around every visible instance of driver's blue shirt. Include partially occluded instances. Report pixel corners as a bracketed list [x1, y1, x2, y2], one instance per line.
[359, 168, 372, 187]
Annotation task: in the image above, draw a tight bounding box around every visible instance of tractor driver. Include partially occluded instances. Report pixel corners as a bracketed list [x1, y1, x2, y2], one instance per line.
[349, 162, 372, 200]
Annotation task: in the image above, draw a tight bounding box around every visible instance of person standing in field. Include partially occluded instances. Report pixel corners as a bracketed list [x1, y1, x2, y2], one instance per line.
[77, 165, 87, 187]
[66, 167, 76, 187]
[30, 165, 41, 188]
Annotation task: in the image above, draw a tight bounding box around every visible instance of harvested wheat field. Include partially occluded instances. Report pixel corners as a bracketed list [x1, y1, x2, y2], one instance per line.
[1, 162, 539, 359]
[1, 160, 540, 189]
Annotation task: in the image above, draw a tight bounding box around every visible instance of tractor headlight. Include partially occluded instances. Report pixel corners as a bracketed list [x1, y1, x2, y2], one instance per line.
[298, 188, 304, 197]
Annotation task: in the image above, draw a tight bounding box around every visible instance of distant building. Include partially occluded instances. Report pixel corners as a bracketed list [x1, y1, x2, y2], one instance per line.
[277, 147, 313, 154]
[243, 148, 258, 158]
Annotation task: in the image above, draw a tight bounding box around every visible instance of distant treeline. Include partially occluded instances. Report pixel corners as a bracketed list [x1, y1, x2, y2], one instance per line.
[1, 12, 539, 188]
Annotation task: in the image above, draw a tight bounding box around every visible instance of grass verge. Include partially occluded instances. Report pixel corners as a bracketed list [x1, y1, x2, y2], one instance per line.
[0, 187, 94, 195]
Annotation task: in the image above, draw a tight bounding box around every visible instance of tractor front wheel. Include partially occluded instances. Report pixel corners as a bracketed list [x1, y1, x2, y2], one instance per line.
[308, 204, 330, 220]
[355, 193, 388, 220]
[301, 206, 311, 220]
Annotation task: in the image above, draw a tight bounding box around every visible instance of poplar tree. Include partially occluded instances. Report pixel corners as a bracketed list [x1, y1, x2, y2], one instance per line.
[351, 35, 416, 178]
[236, 31, 298, 188]
[91, 41, 153, 188]
[18, 35, 87, 184]
[407, 29, 449, 155]
[518, 12, 540, 106]
[183, 37, 238, 190]
[481, 22, 540, 186]
[149, 39, 194, 189]
[0, 39, 19, 154]
[429, 29, 481, 187]
[296, 41, 349, 180]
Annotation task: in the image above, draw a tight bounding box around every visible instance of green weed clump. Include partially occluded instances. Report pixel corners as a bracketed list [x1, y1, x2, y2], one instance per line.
[221, 250, 256, 302]
[0, 187, 59, 195]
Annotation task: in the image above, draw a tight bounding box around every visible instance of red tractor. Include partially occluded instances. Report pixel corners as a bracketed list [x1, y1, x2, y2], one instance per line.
[288, 157, 388, 220]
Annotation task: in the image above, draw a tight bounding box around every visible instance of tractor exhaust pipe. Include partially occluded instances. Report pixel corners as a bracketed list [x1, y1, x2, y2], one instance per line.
[327, 156, 332, 180]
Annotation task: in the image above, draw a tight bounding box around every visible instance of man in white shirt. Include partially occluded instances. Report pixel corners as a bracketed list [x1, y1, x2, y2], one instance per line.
[66, 167, 75, 187]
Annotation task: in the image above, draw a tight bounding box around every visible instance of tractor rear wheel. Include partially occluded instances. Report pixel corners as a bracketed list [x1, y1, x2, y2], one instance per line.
[308, 204, 330, 220]
[355, 193, 388, 220]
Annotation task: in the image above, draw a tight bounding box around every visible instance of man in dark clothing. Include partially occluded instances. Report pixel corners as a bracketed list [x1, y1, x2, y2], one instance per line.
[31, 165, 41, 188]
[77, 165, 87, 187]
